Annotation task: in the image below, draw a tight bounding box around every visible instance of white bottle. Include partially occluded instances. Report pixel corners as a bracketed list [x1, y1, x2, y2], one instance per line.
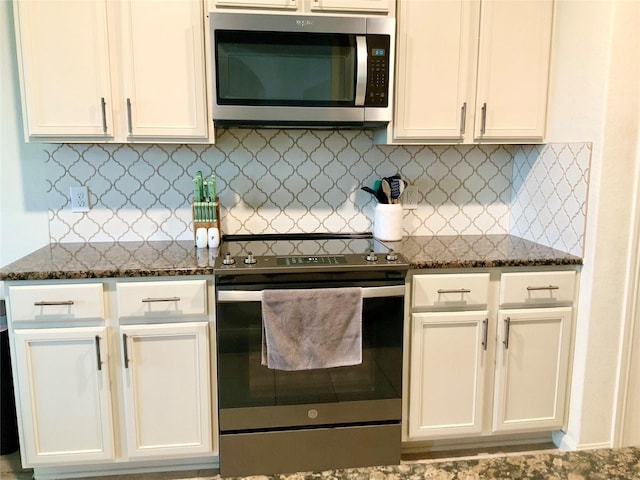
[208, 227, 220, 249]
[195, 227, 208, 249]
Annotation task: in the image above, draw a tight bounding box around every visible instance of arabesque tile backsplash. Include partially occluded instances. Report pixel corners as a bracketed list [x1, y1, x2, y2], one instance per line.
[45, 129, 590, 256]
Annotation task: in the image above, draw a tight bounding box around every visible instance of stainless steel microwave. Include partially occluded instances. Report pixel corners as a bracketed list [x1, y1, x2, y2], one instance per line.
[209, 12, 394, 128]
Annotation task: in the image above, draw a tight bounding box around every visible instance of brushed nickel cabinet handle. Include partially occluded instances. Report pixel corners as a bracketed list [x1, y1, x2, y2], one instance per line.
[482, 318, 488, 350]
[126, 98, 132, 135]
[122, 333, 129, 369]
[480, 102, 487, 135]
[141, 297, 180, 303]
[503, 317, 511, 349]
[95, 336, 103, 371]
[101, 97, 107, 133]
[526, 285, 560, 291]
[34, 300, 74, 306]
[460, 102, 467, 134]
[437, 288, 471, 294]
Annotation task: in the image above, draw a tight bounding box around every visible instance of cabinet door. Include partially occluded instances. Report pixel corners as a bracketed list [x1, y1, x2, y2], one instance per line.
[493, 307, 572, 432]
[214, 0, 298, 8]
[120, 322, 211, 457]
[409, 311, 488, 439]
[120, 0, 208, 140]
[394, 0, 479, 141]
[14, 0, 113, 139]
[474, 0, 553, 141]
[13, 327, 114, 466]
[310, 0, 389, 13]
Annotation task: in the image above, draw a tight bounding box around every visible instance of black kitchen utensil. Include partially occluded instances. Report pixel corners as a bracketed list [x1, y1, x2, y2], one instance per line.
[390, 178, 402, 202]
[361, 185, 388, 204]
[361, 186, 378, 200]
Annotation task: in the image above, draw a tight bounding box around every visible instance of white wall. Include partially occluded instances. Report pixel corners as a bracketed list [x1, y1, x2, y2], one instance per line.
[548, 0, 640, 448]
[0, 0, 49, 298]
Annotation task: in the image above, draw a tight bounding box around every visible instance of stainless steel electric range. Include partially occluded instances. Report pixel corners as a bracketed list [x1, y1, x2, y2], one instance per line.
[213, 233, 408, 477]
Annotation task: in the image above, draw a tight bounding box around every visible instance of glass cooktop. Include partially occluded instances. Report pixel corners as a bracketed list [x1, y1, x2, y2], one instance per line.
[213, 232, 407, 274]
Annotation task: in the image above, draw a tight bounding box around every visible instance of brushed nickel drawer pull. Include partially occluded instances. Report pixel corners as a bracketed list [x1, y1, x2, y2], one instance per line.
[34, 300, 74, 306]
[122, 333, 129, 369]
[95, 336, 103, 371]
[526, 285, 560, 291]
[100, 97, 107, 133]
[141, 297, 180, 303]
[437, 288, 471, 294]
[126, 98, 132, 134]
[482, 318, 488, 351]
[480, 102, 487, 135]
[503, 317, 511, 349]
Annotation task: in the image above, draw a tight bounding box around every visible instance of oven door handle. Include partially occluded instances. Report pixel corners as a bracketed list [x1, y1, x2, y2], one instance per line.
[217, 285, 405, 302]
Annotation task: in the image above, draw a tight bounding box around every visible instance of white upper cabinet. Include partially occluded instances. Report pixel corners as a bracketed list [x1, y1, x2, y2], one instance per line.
[14, 0, 210, 143]
[119, 0, 208, 140]
[389, 0, 553, 144]
[212, 0, 390, 13]
[213, 0, 298, 8]
[13, 0, 113, 139]
[474, 0, 554, 141]
[310, 0, 390, 13]
[394, 0, 478, 141]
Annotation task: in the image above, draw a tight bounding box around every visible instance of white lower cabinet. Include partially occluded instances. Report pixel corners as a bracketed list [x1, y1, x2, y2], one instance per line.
[407, 269, 578, 442]
[120, 322, 211, 458]
[409, 311, 488, 438]
[12, 327, 114, 466]
[6, 278, 215, 476]
[493, 307, 573, 433]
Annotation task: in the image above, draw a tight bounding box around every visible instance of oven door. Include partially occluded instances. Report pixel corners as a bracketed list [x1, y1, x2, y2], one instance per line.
[216, 283, 404, 432]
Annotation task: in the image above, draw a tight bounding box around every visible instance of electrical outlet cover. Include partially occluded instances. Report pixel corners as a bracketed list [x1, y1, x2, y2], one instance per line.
[70, 186, 90, 212]
[403, 185, 418, 210]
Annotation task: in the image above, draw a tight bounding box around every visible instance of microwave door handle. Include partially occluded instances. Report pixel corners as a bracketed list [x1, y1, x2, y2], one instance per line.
[355, 36, 368, 106]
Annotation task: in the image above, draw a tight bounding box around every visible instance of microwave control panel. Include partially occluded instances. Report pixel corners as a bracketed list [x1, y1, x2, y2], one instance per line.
[365, 35, 391, 107]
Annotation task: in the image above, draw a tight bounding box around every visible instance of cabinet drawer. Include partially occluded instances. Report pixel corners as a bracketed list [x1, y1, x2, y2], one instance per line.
[412, 273, 490, 309]
[9, 284, 105, 322]
[499, 271, 576, 306]
[117, 280, 207, 318]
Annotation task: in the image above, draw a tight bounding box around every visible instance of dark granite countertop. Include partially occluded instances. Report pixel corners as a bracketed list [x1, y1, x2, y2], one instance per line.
[385, 234, 582, 269]
[0, 235, 581, 281]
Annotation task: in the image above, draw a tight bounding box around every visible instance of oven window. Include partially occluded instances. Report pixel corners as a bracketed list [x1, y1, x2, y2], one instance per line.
[217, 296, 403, 409]
[215, 31, 357, 106]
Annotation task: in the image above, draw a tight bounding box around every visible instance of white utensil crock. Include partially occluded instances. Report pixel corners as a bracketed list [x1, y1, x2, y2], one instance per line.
[374, 203, 403, 241]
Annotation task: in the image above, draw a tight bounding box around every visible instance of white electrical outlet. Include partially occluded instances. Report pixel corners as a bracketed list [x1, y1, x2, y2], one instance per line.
[403, 185, 419, 210]
[70, 186, 90, 212]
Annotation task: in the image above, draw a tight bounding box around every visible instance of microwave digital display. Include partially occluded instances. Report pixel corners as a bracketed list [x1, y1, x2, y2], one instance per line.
[372, 48, 386, 56]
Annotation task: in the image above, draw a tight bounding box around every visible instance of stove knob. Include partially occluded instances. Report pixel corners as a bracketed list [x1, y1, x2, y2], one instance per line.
[222, 252, 235, 265]
[365, 249, 378, 262]
[244, 251, 257, 265]
[385, 249, 399, 262]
